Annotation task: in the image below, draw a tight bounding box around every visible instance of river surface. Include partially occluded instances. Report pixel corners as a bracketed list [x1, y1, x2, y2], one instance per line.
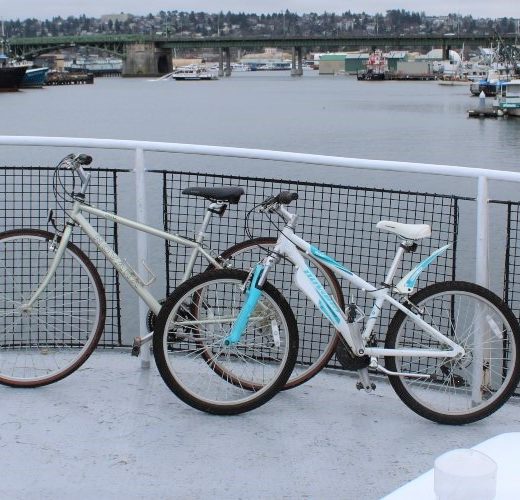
[2, 71, 519, 173]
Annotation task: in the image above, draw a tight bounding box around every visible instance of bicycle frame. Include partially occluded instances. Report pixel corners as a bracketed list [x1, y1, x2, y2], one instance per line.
[228, 217, 464, 363]
[25, 197, 223, 344]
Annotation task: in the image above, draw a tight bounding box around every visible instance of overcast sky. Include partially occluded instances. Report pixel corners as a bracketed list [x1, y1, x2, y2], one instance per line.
[1, 1, 518, 21]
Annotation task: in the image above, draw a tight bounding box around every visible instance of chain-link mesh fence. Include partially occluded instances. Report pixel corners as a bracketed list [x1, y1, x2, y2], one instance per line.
[0, 166, 123, 346]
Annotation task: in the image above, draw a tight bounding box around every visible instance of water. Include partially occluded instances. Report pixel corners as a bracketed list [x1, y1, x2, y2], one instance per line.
[2, 71, 519, 170]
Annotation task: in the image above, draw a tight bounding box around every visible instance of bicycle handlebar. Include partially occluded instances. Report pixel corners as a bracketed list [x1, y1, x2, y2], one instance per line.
[59, 153, 92, 170]
[76, 154, 93, 166]
[261, 191, 298, 208]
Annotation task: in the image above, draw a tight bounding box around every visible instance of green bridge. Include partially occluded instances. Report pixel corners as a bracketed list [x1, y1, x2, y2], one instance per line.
[9, 33, 513, 77]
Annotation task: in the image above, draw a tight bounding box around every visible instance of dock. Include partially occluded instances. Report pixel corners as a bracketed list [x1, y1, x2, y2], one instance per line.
[468, 107, 504, 118]
[45, 72, 94, 85]
[385, 73, 437, 81]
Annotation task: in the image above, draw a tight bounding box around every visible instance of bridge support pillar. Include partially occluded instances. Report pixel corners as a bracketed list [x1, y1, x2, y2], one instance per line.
[122, 43, 173, 77]
[219, 47, 231, 77]
[291, 46, 303, 76]
[442, 42, 451, 60]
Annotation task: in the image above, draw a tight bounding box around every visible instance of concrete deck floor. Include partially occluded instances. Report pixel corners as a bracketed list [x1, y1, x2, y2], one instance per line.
[1, 350, 520, 500]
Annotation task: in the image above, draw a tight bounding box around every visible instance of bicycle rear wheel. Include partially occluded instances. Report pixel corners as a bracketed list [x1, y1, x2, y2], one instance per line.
[153, 269, 298, 415]
[0, 229, 106, 387]
[385, 281, 520, 424]
[216, 237, 344, 389]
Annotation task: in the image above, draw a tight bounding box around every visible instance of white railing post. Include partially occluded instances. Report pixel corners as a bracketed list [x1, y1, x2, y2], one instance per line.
[473, 175, 490, 405]
[475, 176, 490, 288]
[135, 148, 151, 368]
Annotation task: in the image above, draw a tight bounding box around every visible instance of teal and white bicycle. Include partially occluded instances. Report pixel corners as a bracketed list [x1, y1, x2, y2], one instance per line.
[154, 191, 520, 423]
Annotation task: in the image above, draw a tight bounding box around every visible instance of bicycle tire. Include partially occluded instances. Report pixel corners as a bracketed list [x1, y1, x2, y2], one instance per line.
[213, 237, 345, 389]
[153, 268, 298, 415]
[0, 228, 106, 387]
[385, 281, 520, 424]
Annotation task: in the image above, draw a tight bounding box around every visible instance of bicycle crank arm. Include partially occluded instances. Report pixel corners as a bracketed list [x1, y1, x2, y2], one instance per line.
[131, 332, 154, 357]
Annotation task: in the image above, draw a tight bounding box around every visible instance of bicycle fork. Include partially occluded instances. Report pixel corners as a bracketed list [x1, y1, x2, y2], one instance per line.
[22, 224, 74, 311]
[224, 253, 279, 346]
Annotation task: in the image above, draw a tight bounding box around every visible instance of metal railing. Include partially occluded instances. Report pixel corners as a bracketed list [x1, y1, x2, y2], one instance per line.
[1, 135, 519, 368]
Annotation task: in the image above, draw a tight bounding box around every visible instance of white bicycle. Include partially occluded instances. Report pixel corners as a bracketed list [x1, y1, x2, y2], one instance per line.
[0, 155, 343, 391]
[153, 191, 520, 423]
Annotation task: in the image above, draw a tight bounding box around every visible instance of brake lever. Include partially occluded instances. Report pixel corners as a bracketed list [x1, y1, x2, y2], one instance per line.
[258, 202, 278, 214]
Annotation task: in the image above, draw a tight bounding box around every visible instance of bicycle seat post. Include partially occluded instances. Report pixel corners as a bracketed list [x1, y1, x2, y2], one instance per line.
[383, 244, 406, 286]
[181, 201, 225, 282]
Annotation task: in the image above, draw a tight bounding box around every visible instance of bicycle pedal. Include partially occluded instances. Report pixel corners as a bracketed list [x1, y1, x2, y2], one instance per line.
[131, 337, 141, 357]
[356, 381, 376, 392]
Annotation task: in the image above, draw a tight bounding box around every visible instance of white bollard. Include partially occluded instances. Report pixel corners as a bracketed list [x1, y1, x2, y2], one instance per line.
[479, 90, 486, 109]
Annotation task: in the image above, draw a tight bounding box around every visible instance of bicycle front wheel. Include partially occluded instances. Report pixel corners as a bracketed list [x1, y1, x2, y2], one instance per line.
[153, 269, 298, 415]
[0, 229, 106, 387]
[385, 281, 520, 424]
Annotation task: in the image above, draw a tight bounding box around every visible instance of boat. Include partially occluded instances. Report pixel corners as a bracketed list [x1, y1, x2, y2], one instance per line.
[172, 66, 218, 81]
[469, 67, 516, 97]
[470, 78, 509, 97]
[21, 66, 49, 88]
[0, 54, 27, 91]
[231, 63, 251, 72]
[0, 23, 27, 91]
[438, 76, 471, 86]
[357, 50, 387, 80]
[496, 80, 520, 116]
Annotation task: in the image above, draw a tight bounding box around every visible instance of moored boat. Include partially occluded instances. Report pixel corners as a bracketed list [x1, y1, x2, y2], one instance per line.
[0, 55, 27, 91]
[496, 80, 520, 116]
[172, 66, 218, 81]
[21, 67, 49, 88]
[470, 69, 512, 97]
[357, 50, 387, 80]
[1, 23, 27, 91]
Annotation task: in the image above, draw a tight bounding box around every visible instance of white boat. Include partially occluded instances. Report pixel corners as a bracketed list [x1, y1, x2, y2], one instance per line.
[496, 80, 520, 116]
[172, 67, 218, 81]
[231, 63, 251, 72]
[438, 77, 471, 86]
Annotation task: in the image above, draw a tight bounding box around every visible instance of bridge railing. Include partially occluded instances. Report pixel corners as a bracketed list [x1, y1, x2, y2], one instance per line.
[1, 135, 519, 368]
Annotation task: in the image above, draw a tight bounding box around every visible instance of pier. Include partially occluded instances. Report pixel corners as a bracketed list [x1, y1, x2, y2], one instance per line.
[468, 107, 502, 118]
[45, 72, 94, 85]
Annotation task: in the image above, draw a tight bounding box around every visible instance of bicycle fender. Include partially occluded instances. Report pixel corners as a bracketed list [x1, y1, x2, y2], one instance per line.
[225, 264, 264, 345]
[395, 244, 451, 294]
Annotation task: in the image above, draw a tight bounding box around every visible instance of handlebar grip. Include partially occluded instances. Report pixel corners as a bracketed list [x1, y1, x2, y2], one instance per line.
[76, 154, 93, 166]
[277, 191, 298, 205]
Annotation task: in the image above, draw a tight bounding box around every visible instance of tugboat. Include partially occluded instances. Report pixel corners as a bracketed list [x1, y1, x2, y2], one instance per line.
[0, 22, 26, 91]
[0, 54, 27, 91]
[357, 50, 387, 81]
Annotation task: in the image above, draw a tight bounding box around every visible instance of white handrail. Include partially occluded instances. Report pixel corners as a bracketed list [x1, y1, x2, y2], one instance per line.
[1, 134, 520, 182]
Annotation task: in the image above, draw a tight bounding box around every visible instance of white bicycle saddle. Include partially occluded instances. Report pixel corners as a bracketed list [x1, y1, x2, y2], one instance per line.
[376, 220, 431, 240]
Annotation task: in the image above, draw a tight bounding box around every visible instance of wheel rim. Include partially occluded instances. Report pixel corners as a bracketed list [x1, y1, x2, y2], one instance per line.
[160, 276, 292, 407]
[393, 290, 518, 417]
[0, 233, 102, 384]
